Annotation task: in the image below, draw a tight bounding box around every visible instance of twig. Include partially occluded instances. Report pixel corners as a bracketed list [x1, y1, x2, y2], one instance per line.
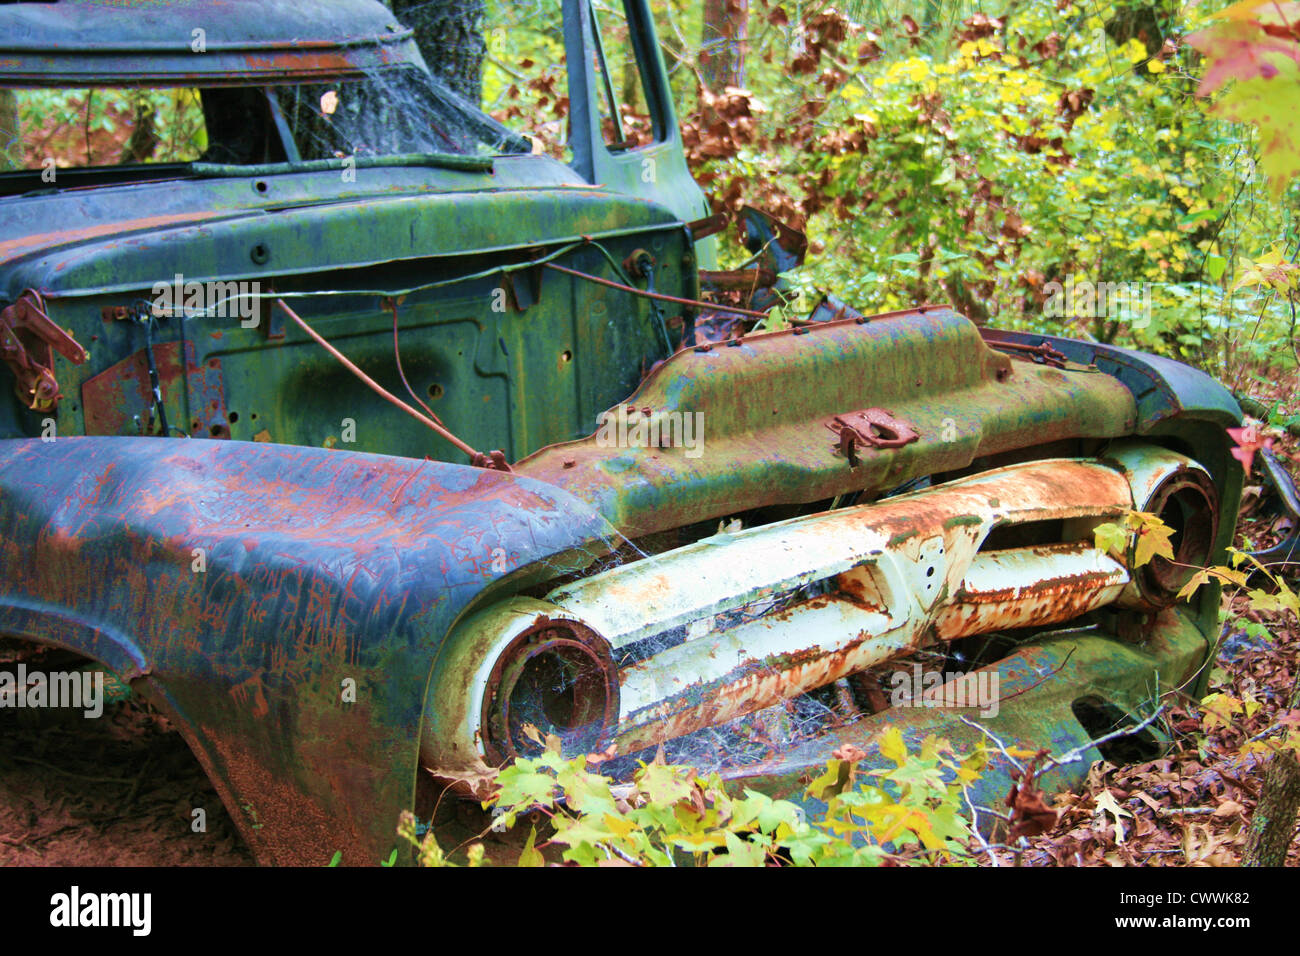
[7, 755, 134, 785]
[957, 715, 1025, 773]
[1247, 720, 1288, 744]
[960, 781, 1002, 867]
[988, 646, 1077, 708]
[275, 299, 483, 460]
[122, 754, 151, 810]
[1041, 705, 1166, 774]
[483, 54, 527, 82]
[604, 842, 641, 866]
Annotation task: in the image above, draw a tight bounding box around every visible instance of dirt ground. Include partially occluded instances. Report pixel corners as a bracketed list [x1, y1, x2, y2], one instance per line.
[0, 696, 252, 866]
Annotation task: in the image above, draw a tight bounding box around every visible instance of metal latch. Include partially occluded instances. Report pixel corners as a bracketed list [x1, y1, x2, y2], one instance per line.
[0, 290, 88, 412]
[827, 407, 919, 467]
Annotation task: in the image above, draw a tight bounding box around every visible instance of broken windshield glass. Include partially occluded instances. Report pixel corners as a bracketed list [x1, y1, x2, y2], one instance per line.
[272, 67, 531, 161]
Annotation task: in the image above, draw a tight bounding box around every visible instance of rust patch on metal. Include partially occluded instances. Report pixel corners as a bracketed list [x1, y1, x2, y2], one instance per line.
[82, 340, 227, 437]
[0, 212, 216, 262]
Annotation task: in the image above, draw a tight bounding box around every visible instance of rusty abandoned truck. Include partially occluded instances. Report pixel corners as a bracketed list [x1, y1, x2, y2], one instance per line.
[0, 0, 1242, 864]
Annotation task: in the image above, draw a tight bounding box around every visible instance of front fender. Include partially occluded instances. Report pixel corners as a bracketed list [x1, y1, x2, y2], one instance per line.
[0, 437, 615, 864]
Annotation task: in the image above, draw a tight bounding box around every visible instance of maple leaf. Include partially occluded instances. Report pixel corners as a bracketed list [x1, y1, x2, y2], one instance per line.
[518, 826, 545, 867]
[1189, 6, 1300, 193]
[1133, 519, 1176, 567]
[1226, 424, 1274, 474]
[1188, 19, 1300, 94]
[1233, 246, 1300, 293]
[1214, 68, 1300, 190]
[877, 725, 908, 766]
[1177, 566, 1216, 601]
[636, 761, 694, 807]
[1093, 521, 1129, 556]
[804, 759, 853, 800]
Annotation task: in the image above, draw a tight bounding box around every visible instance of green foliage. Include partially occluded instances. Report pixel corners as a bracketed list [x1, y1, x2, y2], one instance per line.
[481, 1, 571, 158]
[1178, 544, 1300, 620]
[401, 726, 986, 867]
[654, 0, 1298, 377]
[394, 811, 486, 868]
[11, 87, 206, 168]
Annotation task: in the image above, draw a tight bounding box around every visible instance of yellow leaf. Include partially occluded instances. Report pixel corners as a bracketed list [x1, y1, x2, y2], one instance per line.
[1133, 521, 1175, 567]
[878, 726, 908, 766]
[602, 813, 638, 839]
[1177, 567, 1215, 601]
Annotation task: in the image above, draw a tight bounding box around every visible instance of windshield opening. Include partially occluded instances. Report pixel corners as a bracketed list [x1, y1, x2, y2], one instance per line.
[0, 87, 208, 171]
[0, 66, 531, 179]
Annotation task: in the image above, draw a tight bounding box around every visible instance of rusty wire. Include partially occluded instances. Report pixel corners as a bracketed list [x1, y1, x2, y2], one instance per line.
[544, 262, 771, 320]
[274, 298, 490, 464]
[388, 298, 446, 427]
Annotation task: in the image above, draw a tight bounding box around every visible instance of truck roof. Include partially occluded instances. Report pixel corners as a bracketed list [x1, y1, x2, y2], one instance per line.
[0, 0, 426, 85]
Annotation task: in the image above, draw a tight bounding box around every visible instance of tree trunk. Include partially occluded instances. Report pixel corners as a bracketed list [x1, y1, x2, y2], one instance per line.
[699, 0, 747, 93]
[1242, 750, 1300, 867]
[0, 89, 19, 170]
[388, 0, 487, 105]
[119, 93, 159, 164]
[1105, 0, 1175, 56]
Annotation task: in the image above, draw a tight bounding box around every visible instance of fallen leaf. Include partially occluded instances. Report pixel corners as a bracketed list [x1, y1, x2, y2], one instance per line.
[1094, 790, 1133, 844]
